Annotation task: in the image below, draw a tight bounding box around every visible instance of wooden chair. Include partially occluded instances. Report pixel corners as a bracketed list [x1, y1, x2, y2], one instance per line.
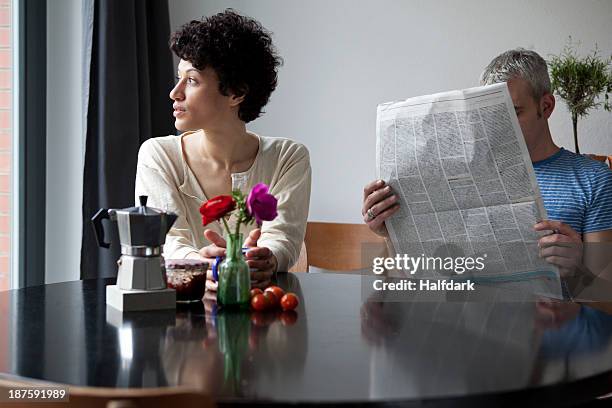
[0, 376, 214, 408]
[586, 154, 612, 169]
[288, 241, 308, 273]
[304, 222, 387, 271]
[67, 386, 214, 408]
[587, 154, 607, 163]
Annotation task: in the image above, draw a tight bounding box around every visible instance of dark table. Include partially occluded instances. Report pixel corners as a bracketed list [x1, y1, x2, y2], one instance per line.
[1, 272, 612, 406]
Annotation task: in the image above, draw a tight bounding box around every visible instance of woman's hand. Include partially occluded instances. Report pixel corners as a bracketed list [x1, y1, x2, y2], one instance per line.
[244, 228, 277, 289]
[362, 179, 400, 237]
[200, 229, 227, 292]
[201, 228, 277, 292]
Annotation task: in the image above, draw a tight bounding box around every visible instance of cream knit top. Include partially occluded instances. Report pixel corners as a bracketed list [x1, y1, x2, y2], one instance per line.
[134, 131, 311, 271]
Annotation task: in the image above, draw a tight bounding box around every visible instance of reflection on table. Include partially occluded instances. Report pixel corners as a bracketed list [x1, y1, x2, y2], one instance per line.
[0, 272, 611, 405]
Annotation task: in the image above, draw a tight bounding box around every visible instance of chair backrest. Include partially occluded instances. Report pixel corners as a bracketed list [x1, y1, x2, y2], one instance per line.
[304, 222, 387, 271]
[587, 154, 607, 162]
[586, 154, 612, 169]
[0, 376, 214, 408]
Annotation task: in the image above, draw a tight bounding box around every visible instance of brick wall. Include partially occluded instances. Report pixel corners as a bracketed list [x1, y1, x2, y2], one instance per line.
[0, 0, 9, 292]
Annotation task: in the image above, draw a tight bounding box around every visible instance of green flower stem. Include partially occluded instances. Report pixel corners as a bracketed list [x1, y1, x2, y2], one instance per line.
[222, 217, 231, 236]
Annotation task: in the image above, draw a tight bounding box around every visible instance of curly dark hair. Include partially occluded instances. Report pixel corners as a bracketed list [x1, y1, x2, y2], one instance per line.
[169, 9, 282, 123]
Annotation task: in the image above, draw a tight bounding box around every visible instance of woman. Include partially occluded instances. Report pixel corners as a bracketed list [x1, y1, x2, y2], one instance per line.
[135, 10, 311, 290]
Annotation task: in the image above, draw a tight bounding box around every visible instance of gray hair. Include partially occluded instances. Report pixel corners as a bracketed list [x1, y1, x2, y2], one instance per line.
[480, 48, 551, 100]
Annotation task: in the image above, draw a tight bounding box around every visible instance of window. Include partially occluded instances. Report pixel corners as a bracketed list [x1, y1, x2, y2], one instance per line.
[0, 0, 10, 291]
[0, 0, 10, 374]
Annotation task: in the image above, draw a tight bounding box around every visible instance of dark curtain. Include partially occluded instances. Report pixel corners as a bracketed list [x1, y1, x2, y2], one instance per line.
[81, 0, 176, 279]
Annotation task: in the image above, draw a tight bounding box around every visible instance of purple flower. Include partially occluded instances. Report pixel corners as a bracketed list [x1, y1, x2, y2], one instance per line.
[246, 183, 278, 225]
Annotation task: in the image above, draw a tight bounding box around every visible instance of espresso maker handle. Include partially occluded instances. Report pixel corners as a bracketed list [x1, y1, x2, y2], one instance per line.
[91, 208, 111, 249]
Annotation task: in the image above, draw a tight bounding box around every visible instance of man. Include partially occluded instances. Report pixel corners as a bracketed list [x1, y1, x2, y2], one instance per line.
[362, 49, 612, 283]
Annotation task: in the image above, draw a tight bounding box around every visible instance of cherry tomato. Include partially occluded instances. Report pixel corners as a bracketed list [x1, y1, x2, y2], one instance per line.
[279, 310, 298, 326]
[250, 311, 268, 327]
[263, 291, 278, 309]
[250, 288, 263, 298]
[265, 285, 285, 300]
[249, 332, 259, 350]
[280, 293, 299, 311]
[251, 294, 267, 312]
[265, 311, 278, 325]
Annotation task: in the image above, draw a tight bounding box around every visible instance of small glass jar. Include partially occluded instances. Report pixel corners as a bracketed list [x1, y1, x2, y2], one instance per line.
[165, 259, 209, 303]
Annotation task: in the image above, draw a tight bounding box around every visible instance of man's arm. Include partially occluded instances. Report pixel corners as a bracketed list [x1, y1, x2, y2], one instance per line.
[574, 237, 612, 313]
[583, 229, 612, 242]
[565, 229, 612, 310]
[536, 222, 612, 304]
[582, 165, 612, 279]
[583, 229, 612, 281]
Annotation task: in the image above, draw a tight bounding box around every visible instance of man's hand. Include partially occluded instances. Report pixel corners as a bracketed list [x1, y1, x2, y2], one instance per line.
[362, 180, 399, 237]
[200, 229, 227, 292]
[244, 228, 277, 289]
[534, 298, 581, 330]
[535, 220, 583, 277]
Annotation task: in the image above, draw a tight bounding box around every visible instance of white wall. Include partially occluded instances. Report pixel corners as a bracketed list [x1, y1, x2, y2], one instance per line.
[39, 0, 612, 283]
[169, 0, 612, 223]
[46, 0, 84, 283]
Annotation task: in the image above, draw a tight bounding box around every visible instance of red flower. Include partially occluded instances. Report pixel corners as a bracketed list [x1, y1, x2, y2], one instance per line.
[200, 195, 236, 226]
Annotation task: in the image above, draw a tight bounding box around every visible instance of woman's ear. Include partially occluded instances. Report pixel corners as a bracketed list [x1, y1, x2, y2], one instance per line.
[228, 85, 248, 107]
[541, 93, 555, 119]
[229, 93, 246, 107]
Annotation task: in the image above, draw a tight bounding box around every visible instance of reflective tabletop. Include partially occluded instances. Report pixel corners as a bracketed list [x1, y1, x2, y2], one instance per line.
[1, 272, 612, 406]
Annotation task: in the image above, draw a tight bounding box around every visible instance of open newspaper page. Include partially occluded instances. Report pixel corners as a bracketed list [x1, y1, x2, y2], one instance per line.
[376, 83, 559, 288]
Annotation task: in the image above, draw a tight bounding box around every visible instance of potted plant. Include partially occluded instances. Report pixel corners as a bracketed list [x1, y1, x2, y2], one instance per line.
[548, 38, 612, 154]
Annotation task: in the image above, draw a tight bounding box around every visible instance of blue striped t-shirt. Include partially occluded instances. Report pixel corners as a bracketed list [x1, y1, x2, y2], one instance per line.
[533, 148, 612, 234]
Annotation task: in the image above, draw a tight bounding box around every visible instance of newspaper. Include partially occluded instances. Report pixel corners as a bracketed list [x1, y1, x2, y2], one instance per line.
[376, 83, 559, 284]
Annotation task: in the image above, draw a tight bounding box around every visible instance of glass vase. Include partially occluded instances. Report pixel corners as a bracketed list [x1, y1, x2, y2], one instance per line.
[217, 233, 250, 308]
